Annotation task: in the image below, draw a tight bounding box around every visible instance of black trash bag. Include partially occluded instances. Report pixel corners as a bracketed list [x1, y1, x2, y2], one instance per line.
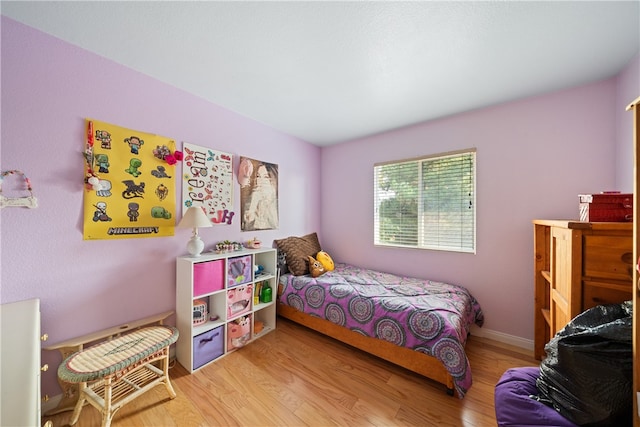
[535, 301, 633, 427]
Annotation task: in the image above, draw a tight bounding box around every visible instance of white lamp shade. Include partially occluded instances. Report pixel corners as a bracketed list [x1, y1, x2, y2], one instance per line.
[178, 206, 212, 229]
[178, 206, 212, 257]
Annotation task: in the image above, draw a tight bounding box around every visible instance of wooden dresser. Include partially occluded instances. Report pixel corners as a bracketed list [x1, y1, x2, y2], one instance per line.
[628, 95, 640, 426]
[532, 220, 634, 360]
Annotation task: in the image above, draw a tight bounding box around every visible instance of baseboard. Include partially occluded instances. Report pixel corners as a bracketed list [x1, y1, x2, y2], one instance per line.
[470, 324, 534, 351]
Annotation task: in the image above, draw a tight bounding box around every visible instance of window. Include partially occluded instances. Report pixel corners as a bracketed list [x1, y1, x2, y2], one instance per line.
[374, 149, 476, 253]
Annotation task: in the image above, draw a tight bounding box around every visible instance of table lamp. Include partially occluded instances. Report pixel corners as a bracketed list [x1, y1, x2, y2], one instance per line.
[178, 206, 212, 256]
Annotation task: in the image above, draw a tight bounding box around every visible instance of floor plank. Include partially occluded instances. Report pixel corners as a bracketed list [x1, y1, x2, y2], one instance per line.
[43, 317, 538, 427]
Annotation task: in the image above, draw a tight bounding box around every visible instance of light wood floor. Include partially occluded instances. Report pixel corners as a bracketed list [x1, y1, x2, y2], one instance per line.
[44, 317, 538, 427]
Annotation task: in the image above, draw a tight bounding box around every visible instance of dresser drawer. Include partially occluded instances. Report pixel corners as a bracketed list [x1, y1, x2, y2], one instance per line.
[582, 235, 633, 281]
[582, 280, 633, 310]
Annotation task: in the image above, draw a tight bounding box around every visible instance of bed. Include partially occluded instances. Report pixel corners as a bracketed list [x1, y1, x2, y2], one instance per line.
[276, 261, 484, 398]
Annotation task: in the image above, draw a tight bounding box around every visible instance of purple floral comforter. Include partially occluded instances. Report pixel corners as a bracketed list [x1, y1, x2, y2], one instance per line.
[279, 263, 484, 397]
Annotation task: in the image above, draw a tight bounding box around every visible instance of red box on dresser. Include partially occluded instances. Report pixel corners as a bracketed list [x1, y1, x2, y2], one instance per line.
[578, 193, 632, 222]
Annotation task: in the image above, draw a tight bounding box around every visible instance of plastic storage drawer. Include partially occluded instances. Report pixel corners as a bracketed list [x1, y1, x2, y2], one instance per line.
[192, 326, 224, 370]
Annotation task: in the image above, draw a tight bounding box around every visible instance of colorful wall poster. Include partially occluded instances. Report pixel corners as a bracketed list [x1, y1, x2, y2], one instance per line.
[83, 118, 178, 240]
[239, 156, 279, 231]
[181, 142, 234, 225]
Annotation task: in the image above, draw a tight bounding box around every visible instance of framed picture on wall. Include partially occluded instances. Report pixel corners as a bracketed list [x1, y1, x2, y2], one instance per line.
[239, 156, 279, 231]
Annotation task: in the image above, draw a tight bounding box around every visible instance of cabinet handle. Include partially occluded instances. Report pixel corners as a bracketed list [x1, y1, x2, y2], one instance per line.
[42, 394, 49, 402]
[41, 364, 49, 372]
[41, 333, 48, 342]
[200, 332, 219, 343]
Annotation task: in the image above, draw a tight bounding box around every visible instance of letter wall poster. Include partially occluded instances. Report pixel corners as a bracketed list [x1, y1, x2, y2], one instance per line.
[83, 118, 178, 240]
[181, 142, 234, 225]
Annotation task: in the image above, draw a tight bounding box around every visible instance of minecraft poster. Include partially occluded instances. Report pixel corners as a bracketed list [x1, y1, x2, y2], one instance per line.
[83, 118, 178, 240]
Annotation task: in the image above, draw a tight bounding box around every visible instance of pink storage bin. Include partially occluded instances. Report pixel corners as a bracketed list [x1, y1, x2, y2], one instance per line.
[193, 260, 224, 297]
[227, 255, 252, 288]
[227, 314, 251, 350]
[227, 284, 253, 318]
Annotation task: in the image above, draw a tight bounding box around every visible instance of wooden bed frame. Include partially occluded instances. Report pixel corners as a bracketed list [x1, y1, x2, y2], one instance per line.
[276, 294, 456, 396]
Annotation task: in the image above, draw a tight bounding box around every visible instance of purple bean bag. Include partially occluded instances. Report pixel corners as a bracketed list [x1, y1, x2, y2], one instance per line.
[495, 367, 578, 427]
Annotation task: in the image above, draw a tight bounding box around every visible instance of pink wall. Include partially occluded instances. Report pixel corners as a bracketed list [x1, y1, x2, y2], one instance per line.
[321, 74, 636, 342]
[1, 18, 320, 397]
[615, 54, 640, 192]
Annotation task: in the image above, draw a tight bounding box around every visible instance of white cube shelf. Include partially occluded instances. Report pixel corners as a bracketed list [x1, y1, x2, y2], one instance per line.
[176, 248, 277, 373]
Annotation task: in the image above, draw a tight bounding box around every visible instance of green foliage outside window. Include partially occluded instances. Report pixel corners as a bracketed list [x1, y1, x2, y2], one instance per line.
[374, 150, 475, 253]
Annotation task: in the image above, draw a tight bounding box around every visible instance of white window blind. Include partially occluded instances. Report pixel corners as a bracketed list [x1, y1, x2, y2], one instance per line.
[374, 149, 476, 253]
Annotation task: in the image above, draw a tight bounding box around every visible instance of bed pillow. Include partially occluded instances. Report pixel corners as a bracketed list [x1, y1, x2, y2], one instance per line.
[274, 232, 322, 276]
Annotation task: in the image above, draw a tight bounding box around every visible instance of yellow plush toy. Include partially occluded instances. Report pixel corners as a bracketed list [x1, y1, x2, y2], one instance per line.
[308, 255, 326, 278]
[316, 251, 335, 271]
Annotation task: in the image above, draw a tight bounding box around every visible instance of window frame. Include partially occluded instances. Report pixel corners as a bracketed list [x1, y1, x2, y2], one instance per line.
[373, 148, 476, 254]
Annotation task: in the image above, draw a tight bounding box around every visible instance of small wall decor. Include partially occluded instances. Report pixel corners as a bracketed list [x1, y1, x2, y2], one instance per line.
[181, 142, 234, 225]
[83, 118, 177, 240]
[0, 170, 38, 209]
[239, 157, 278, 231]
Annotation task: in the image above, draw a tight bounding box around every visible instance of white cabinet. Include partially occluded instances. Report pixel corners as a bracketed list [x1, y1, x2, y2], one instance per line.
[0, 298, 47, 427]
[176, 248, 277, 373]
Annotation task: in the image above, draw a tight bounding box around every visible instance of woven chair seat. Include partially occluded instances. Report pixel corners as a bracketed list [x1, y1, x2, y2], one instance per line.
[58, 325, 178, 383]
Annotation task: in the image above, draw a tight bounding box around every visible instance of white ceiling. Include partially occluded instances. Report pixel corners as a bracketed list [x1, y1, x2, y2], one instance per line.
[2, 1, 639, 146]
